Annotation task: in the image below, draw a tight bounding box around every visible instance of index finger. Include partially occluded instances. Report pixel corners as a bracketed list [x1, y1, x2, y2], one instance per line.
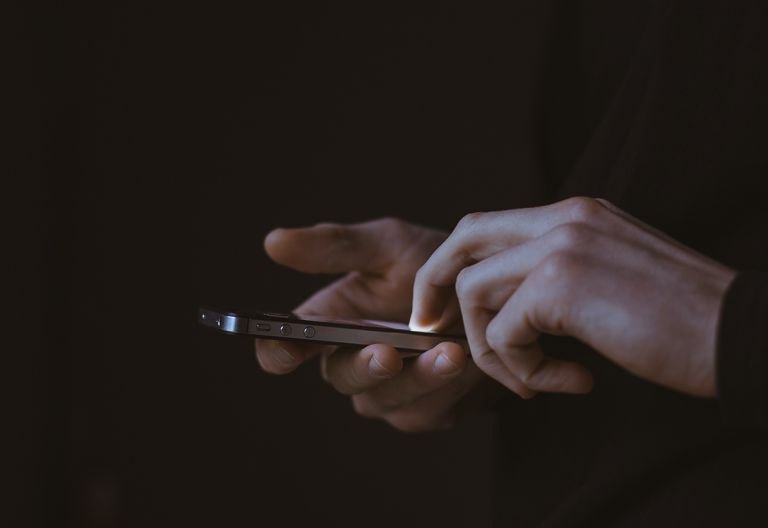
[409, 198, 612, 331]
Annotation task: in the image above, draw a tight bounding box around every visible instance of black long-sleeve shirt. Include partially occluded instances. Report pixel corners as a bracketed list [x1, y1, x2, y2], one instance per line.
[494, 1, 768, 525]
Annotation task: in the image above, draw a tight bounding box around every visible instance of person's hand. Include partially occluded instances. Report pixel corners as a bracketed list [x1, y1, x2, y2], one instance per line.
[410, 197, 737, 399]
[255, 218, 504, 432]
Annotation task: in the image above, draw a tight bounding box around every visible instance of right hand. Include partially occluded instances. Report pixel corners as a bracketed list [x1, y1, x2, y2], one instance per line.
[255, 218, 505, 432]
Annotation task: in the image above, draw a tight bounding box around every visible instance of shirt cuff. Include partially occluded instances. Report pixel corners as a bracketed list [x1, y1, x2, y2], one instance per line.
[717, 271, 768, 429]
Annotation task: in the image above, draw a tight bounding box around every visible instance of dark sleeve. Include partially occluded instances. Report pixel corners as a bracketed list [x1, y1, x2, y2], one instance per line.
[717, 271, 768, 429]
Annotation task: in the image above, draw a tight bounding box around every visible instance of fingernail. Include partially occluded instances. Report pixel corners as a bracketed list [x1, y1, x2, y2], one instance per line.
[434, 353, 461, 376]
[275, 343, 298, 367]
[368, 354, 396, 378]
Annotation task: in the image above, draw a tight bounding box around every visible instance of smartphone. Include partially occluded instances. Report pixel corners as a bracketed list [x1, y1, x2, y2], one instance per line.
[198, 306, 469, 355]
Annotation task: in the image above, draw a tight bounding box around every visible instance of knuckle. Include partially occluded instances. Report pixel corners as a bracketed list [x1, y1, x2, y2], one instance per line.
[562, 196, 603, 224]
[315, 221, 344, 236]
[372, 217, 413, 245]
[327, 366, 363, 395]
[440, 376, 469, 398]
[331, 376, 360, 396]
[456, 212, 485, 233]
[526, 362, 564, 391]
[255, 347, 284, 375]
[485, 325, 510, 354]
[257, 360, 288, 376]
[537, 251, 582, 281]
[415, 259, 445, 290]
[316, 222, 356, 249]
[472, 348, 502, 376]
[324, 352, 368, 395]
[594, 197, 614, 209]
[454, 266, 475, 300]
[551, 222, 594, 250]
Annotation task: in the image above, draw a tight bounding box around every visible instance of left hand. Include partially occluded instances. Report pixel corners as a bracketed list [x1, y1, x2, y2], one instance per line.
[409, 197, 737, 399]
[255, 218, 502, 432]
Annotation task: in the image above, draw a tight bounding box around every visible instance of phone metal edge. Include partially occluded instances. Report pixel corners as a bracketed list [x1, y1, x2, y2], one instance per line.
[198, 307, 470, 355]
[199, 307, 249, 334]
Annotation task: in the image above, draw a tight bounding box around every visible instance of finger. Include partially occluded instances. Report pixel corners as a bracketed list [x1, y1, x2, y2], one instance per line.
[323, 343, 404, 395]
[487, 338, 593, 394]
[484, 261, 594, 394]
[459, 303, 538, 399]
[451, 226, 601, 394]
[264, 218, 421, 275]
[452, 224, 595, 313]
[408, 287, 463, 334]
[410, 197, 612, 330]
[369, 361, 497, 433]
[351, 342, 470, 417]
[255, 339, 314, 375]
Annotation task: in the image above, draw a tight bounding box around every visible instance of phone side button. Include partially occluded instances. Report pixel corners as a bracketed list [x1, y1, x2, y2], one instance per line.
[280, 324, 292, 336]
[303, 326, 315, 338]
[255, 324, 271, 332]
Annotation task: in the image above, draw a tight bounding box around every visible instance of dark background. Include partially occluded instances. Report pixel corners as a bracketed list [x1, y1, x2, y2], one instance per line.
[7, 1, 551, 526]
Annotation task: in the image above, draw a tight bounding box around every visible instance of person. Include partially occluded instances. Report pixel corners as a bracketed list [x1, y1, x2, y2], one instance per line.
[256, 1, 768, 525]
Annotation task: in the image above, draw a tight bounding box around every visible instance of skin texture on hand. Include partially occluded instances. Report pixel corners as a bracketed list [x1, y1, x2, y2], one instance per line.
[410, 197, 737, 399]
[255, 218, 505, 433]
